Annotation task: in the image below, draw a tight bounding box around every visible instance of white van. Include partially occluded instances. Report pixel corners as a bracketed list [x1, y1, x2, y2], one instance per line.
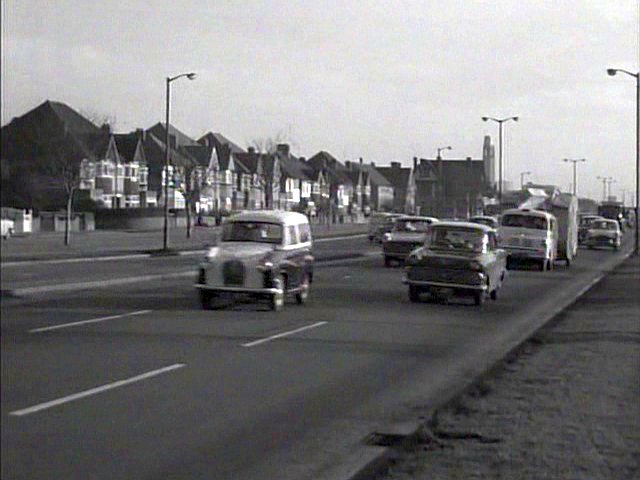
[498, 209, 558, 271]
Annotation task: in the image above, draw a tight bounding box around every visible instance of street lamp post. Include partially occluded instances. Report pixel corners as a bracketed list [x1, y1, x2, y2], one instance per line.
[436, 145, 452, 159]
[563, 158, 586, 197]
[482, 116, 519, 210]
[607, 178, 617, 199]
[163, 72, 196, 251]
[520, 171, 531, 189]
[597, 176, 614, 200]
[607, 67, 639, 255]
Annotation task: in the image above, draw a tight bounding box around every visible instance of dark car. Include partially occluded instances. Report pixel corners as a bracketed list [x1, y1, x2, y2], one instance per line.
[403, 222, 507, 305]
[381, 215, 438, 266]
[195, 211, 314, 311]
[578, 214, 604, 244]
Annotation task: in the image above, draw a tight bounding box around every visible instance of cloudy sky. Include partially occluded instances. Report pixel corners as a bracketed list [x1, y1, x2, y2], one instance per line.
[2, 1, 638, 202]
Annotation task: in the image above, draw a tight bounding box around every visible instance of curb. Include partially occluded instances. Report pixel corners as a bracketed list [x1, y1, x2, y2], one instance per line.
[338, 247, 635, 480]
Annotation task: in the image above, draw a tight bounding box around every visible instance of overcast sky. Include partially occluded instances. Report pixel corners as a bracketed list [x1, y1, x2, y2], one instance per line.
[2, 1, 638, 202]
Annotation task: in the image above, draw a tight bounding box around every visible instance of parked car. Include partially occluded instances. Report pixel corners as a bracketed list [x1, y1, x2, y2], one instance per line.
[403, 221, 507, 305]
[1, 218, 15, 239]
[468, 215, 499, 229]
[578, 214, 604, 244]
[498, 209, 558, 271]
[368, 212, 403, 243]
[584, 218, 621, 250]
[195, 211, 314, 311]
[382, 215, 438, 266]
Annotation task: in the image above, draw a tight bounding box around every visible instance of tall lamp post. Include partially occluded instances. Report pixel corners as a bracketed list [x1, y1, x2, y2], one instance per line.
[597, 176, 613, 201]
[482, 116, 519, 209]
[163, 72, 196, 251]
[520, 170, 531, 189]
[607, 67, 639, 255]
[562, 158, 586, 197]
[436, 145, 452, 159]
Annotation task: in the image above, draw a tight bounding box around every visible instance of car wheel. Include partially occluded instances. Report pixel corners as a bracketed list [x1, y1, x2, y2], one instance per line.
[384, 256, 392, 268]
[408, 285, 420, 302]
[270, 274, 286, 311]
[490, 287, 498, 301]
[295, 273, 310, 305]
[547, 259, 554, 271]
[565, 256, 571, 267]
[200, 291, 214, 310]
[474, 290, 485, 306]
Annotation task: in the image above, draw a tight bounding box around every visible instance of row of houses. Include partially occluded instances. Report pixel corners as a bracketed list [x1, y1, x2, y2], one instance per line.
[1, 100, 497, 220]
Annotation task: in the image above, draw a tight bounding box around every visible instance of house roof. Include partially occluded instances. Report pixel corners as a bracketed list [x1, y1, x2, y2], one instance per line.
[147, 122, 199, 147]
[113, 133, 142, 163]
[356, 163, 392, 187]
[234, 152, 267, 175]
[181, 144, 213, 168]
[377, 165, 412, 189]
[279, 156, 312, 181]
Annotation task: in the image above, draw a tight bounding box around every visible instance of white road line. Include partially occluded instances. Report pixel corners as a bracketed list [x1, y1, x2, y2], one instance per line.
[9, 363, 185, 417]
[241, 321, 328, 348]
[29, 310, 151, 333]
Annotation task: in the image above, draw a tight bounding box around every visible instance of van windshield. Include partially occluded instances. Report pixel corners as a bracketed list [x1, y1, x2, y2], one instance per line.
[428, 227, 485, 253]
[222, 221, 283, 244]
[501, 214, 548, 230]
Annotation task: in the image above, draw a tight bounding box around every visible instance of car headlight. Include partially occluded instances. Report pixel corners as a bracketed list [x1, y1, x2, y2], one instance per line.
[382, 233, 391, 242]
[469, 260, 483, 272]
[257, 252, 275, 272]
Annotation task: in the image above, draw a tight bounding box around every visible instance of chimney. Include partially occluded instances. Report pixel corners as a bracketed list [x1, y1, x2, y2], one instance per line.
[345, 160, 351, 170]
[371, 161, 376, 167]
[299, 157, 306, 162]
[413, 156, 418, 170]
[276, 144, 290, 157]
[359, 157, 363, 165]
[391, 161, 401, 169]
[169, 134, 177, 150]
[100, 123, 111, 134]
[136, 128, 145, 142]
[248, 146, 256, 154]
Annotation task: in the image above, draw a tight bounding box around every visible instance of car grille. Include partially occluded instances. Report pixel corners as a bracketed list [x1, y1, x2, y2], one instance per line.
[408, 267, 482, 286]
[223, 260, 245, 286]
[504, 237, 538, 248]
[383, 241, 421, 255]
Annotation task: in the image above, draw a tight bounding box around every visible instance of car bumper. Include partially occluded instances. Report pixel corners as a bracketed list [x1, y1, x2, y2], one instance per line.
[195, 283, 281, 295]
[502, 247, 549, 260]
[402, 273, 488, 291]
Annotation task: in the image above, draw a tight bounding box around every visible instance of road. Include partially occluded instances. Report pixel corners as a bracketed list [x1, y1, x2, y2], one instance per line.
[1, 235, 633, 480]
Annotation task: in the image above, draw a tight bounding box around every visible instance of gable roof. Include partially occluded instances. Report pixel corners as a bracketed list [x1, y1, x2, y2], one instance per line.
[377, 165, 412, 189]
[113, 133, 144, 164]
[147, 122, 199, 147]
[356, 163, 392, 187]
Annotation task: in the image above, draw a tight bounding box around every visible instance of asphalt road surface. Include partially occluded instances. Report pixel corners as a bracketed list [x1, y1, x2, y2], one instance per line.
[1, 235, 633, 480]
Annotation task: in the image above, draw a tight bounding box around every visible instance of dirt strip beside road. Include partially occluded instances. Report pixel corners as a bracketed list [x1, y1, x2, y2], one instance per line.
[383, 254, 640, 480]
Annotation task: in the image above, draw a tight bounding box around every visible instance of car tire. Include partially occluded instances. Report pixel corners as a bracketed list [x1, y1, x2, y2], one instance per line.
[474, 290, 485, 306]
[490, 287, 498, 301]
[408, 285, 420, 302]
[384, 256, 392, 268]
[546, 259, 554, 271]
[270, 274, 286, 311]
[295, 273, 310, 305]
[565, 256, 571, 267]
[200, 291, 214, 310]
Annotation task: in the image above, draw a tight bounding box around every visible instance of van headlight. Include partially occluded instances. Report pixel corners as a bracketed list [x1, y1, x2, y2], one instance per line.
[204, 247, 219, 263]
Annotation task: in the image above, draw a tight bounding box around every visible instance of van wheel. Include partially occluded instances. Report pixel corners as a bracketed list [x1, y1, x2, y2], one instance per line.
[409, 285, 420, 302]
[295, 274, 310, 305]
[200, 291, 214, 310]
[490, 287, 498, 301]
[270, 275, 286, 311]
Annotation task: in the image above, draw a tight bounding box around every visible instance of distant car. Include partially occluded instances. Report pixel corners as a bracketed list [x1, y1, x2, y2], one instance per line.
[584, 218, 621, 250]
[368, 212, 403, 243]
[381, 215, 438, 266]
[403, 221, 507, 305]
[1, 218, 15, 239]
[469, 215, 499, 229]
[578, 214, 604, 244]
[195, 211, 314, 311]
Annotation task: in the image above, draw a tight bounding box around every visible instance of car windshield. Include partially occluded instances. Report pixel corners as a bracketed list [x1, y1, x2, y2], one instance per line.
[222, 221, 283, 244]
[580, 217, 599, 226]
[501, 214, 548, 230]
[591, 220, 617, 231]
[428, 227, 485, 253]
[393, 219, 432, 232]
